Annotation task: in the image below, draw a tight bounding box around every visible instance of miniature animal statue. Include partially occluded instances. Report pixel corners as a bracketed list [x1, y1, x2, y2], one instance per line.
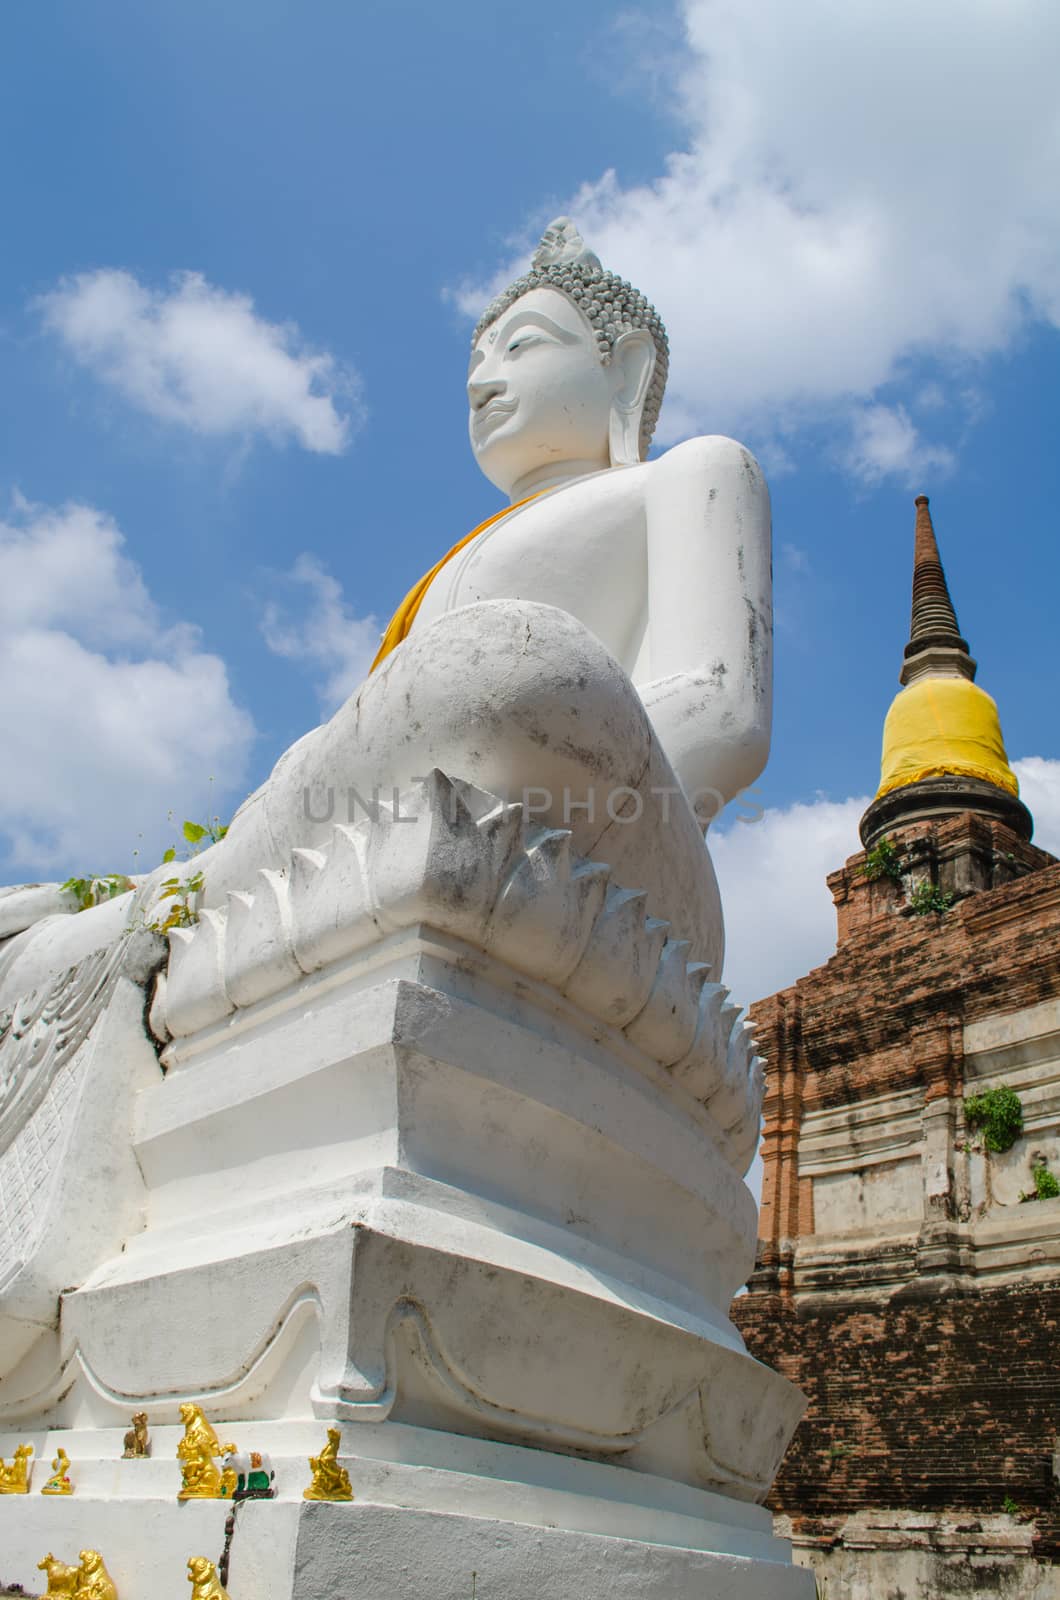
[72, 1548, 118, 1600]
[176, 1402, 237, 1500]
[227, 1446, 275, 1496]
[303, 1426, 353, 1501]
[121, 1412, 150, 1459]
[0, 1441, 32, 1492]
[37, 1553, 80, 1597]
[186, 1556, 231, 1600]
[40, 1446, 74, 1494]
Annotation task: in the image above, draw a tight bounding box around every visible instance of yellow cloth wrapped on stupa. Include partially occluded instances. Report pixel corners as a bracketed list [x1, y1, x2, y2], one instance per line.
[876, 676, 1020, 800]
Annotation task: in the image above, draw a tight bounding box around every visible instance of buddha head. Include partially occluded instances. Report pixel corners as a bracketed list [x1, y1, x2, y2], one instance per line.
[468, 218, 669, 496]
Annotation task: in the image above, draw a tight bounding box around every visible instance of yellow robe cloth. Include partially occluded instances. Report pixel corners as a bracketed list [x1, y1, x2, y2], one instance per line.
[876, 676, 1020, 800]
[370, 493, 543, 673]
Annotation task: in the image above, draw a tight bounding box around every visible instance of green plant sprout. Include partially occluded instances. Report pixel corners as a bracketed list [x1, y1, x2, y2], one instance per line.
[60, 788, 228, 937]
[964, 1086, 1023, 1153]
[1021, 1159, 1060, 1203]
[60, 873, 136, 910]
[1033, 1161, 1060, 1200]
[150, 812, 228, 928]
[147, 869, 206, 935]
[162, 813, 229, 864]
[860, 836, 903, 883]
[908, 880, 955, 916]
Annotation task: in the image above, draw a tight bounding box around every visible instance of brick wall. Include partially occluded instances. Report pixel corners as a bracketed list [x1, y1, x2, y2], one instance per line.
[732, 811, 1060, 1567]
[735, 1281, 1060, 1558]
[753, 820, 1060, 1263]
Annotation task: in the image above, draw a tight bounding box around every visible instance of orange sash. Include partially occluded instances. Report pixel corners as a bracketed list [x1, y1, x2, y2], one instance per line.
[370, 492, 543, 672]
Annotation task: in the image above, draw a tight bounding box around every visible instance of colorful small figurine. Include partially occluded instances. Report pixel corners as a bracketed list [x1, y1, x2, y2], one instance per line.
[37, 1552, 80, 1597]
[121, 1411, 150, 1459]
[0, 1441, 32, 1492]
[41, 1446, 74, 1495]
[176, 1402, 237, 1501]
[228, 1447, 275, 1498]
[303, 1426, 353, 1501]
[187, 1555, 232, 1600]
[72, 1547, 119, 1600]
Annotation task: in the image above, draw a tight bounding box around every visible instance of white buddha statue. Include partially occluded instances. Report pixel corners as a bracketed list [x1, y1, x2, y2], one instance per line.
[0, 218, 771, 999]
[0, 228, 795, 1543]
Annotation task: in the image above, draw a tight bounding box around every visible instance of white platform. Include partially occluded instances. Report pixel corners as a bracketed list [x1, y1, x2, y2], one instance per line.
[1, 1420, 813, 1598]
[0, 775, 807, 1596]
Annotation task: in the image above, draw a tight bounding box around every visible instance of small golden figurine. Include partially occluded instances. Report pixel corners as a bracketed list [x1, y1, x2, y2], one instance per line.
[0, 1441, 32, 1492]
[72, 1547, 119, 1600]
[303, 1426, 353, 1501]
[187, 1555, 232, 1600]
[41, 1446, 74, 1495]
[38, 1552, 81, 1596]
[122, 1411, 150, 1459]
[176, 1403, 237, 1500]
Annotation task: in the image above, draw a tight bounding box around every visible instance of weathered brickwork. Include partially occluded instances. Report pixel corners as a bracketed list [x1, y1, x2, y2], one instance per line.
[732, 809, 1060, 1580]
[737, 1282, 1060, 1558]
[749, 814, 1060, 1273]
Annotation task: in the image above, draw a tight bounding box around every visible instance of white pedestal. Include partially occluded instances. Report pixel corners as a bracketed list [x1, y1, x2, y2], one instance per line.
[0, 775, 807, 1596]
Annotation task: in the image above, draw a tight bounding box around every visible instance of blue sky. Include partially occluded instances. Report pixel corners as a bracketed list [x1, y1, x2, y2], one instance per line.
[2, 0, 1058, 1005]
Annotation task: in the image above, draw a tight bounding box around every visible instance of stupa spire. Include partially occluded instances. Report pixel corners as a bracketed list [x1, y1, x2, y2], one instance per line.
[859, 494, 1031, 847]
[906, 494, 968, 656]
[900, 495, 975, 685]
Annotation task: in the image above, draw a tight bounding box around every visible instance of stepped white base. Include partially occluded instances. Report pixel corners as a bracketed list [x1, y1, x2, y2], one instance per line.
[1, 771, 806, 1596]
[0, 1421, 813, 1599]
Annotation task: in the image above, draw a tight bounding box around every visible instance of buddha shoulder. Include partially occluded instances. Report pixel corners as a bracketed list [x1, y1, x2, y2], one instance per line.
[648, 434, 768, 500]
[520, 436, 768, 539]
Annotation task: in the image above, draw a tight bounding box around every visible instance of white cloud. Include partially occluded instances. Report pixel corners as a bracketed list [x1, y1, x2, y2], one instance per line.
[843, 403, 955, 487]
[463, 0, 1060, 478]
[713, 756, 1060, 1008]
[712, 792, 866, 1006]
[0, 498, 255, 876]
[261, 553, 380, 713]
[0, 493, 155, 649]
[38, 270, 358, 453]
[1014, 757, 1060, 858]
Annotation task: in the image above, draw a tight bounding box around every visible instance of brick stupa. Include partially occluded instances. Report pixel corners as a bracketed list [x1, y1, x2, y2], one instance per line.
[733, 497, 1060, 1597]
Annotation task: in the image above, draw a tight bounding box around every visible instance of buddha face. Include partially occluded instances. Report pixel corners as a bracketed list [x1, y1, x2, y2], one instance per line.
[468, 287, 616, 495]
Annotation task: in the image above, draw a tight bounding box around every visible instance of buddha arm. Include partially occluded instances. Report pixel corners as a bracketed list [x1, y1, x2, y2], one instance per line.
[639, 434, 772, 821]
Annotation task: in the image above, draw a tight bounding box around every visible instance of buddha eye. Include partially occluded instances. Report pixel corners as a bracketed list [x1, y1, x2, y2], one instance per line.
[507, 333, 541, 354]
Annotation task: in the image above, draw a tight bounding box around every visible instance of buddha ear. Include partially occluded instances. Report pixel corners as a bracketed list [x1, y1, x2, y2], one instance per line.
[608, 328, 656, 465]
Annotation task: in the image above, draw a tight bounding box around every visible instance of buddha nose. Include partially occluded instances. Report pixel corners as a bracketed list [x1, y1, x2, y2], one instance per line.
[467, 374, 506, 410]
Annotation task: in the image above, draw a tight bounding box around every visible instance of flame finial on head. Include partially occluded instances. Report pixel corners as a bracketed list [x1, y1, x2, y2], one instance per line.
[531, 217, 601, 274]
